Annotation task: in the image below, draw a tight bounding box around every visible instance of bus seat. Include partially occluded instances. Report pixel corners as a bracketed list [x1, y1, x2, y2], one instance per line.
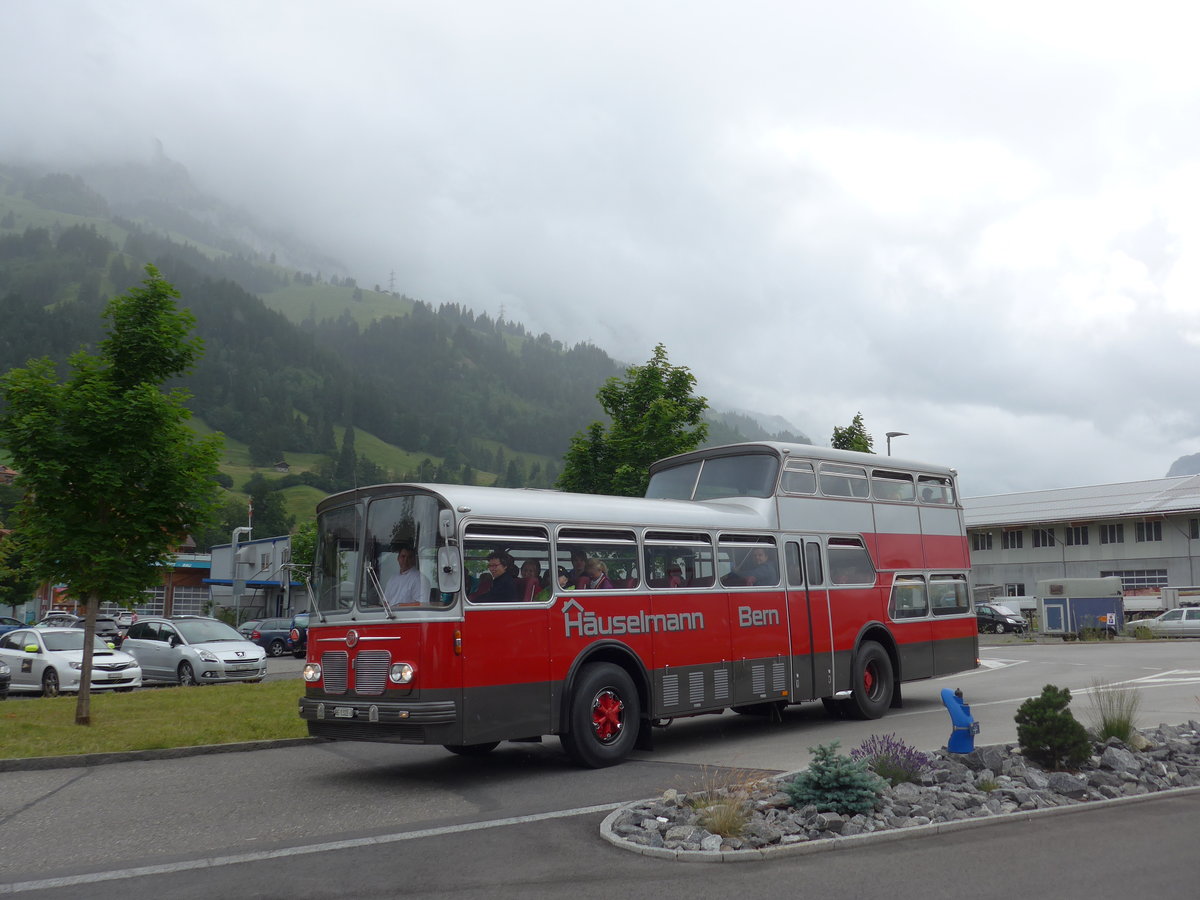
[520, 577, 539, 602]
[468, 573, 493, 601]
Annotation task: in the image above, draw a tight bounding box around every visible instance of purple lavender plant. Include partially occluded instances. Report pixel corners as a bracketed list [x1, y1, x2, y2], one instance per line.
[850, 733, 931, 786]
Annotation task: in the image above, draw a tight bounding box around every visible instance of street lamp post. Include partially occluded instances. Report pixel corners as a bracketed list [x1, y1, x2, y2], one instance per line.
[885, 431, 908, 456]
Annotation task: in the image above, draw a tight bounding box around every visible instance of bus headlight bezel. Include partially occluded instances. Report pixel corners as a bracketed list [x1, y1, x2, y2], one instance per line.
[303, 663, 322, 682]
[389, 662, 415, 684]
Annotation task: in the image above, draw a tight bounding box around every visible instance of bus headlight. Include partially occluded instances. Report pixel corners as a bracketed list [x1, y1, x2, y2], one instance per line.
[303, 663, 322, 682]
[389, 662, 415, 684]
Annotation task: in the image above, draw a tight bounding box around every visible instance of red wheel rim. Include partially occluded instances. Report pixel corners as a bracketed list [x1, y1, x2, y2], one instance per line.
[591, 688, 625, 744]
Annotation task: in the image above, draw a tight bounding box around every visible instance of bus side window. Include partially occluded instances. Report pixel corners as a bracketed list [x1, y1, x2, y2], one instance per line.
[785, 542, 804, 586]
[804, 542, 824, 586]
[827, 538, 875, 585]
[930, 575, 970, 615]
[890, 576, 928, 619]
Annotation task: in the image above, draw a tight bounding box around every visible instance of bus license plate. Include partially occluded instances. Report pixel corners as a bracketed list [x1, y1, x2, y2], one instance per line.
[334, 707, 355, 719]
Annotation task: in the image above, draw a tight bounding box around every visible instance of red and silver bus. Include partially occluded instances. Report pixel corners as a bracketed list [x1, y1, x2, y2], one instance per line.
[298, 442, 978, 767]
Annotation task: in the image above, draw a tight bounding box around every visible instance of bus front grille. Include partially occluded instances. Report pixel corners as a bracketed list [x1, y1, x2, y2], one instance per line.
[321, 651, 349, 694]
[354, 650, 391, 695]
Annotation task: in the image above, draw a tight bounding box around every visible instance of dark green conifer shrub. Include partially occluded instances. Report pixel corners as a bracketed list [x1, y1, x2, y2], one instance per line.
[1015, 684, 1092, 770]
[784, 741, 885, 815]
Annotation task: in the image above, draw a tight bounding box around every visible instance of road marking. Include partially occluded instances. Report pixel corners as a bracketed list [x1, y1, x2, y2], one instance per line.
[0, 802, 626, 894]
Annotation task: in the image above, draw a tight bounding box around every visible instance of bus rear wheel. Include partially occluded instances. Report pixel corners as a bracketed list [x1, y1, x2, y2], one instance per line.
[846, 641, 893, 719]
[561, 663, 640, 768]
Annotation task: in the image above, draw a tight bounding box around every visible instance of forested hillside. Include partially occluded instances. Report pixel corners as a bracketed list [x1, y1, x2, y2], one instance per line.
[0, 159, 808, 546]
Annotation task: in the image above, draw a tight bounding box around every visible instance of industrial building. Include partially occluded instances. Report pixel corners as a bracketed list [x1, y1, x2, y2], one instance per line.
[962, 474, 1200, 612]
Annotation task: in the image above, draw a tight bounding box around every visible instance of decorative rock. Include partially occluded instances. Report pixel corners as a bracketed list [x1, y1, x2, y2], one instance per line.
[607, 724, 1200, 859]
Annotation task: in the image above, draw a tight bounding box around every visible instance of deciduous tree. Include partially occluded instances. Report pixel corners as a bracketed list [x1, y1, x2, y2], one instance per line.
[558, 344, 708, 497]
[831, 412, 874, 453]
[0, 265, 221, 724]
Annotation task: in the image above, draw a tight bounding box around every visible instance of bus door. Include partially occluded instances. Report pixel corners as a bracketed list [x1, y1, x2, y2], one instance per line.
[784, 536, 834, 701]
[643, 532, 732, 718]
[718, 535, 790, 708]
[459, 526, 552, 744]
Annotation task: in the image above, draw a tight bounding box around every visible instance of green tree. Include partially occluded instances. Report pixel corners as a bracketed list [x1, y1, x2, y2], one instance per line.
[831, 412, 874, 453]
[558, 344, 708, 497]
[0, 264, 222, 724]
[0, 531, 40, 619]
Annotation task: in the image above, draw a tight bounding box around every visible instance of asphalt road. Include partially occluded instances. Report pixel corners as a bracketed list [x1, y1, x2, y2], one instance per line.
[3, 640, 1199, 898]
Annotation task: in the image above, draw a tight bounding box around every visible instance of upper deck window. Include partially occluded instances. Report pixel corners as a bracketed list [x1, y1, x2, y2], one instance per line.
[646, 454, 779, 501]
[819, 463, 870, 499]
[917, 475, 955, 505]
[780, 460, 816, 495]
[871, 470, 914, 501]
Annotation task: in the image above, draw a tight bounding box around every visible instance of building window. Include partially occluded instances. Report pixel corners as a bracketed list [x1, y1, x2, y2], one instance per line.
[971, 532, 993, 552]
[1100, 569, 1167, 591]
[1190, 518, 1199, 540]
[1032, 528, 1055, 548]
[1005, 583, 1027, 596]
[1135, 521, 1162, 543]
[1065, 526, 1089, 546]
[1001, 530, 1023, 550]
[1100, 524, 1124, 544]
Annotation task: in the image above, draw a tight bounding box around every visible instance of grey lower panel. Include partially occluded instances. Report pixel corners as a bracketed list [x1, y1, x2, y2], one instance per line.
[461, 680, 554, 744]
[932, 635, 979, 677]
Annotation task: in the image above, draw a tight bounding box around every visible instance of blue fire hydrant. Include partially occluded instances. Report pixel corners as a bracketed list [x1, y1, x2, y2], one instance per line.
[941, 687, 979, 753]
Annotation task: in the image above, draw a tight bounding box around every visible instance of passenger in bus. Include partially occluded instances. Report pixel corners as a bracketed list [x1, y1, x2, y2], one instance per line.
[583, 558, 614, 590]
[383, 545, 430, 607]
[667, 565, 684, 588]
[737, 547, 778, 586]
[556, 566, 575, 592]
[565, 549, 590, 589]
[481, 550, 521, 601]
[520, 559, 550, 601]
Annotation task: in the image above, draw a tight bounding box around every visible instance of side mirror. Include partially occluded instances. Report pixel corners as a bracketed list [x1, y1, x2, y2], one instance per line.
[106, 642, 115, 649]
[23, 644, 38, 653]
[437, 545, 460, 595]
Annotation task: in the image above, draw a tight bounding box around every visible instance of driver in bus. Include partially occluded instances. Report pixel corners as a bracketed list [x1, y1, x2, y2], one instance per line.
[737, 547, 777, 586]
[383, 545, 430, 607]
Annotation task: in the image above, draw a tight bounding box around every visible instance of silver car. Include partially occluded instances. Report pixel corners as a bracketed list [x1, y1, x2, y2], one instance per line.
[1137, 607, 1200, 637]
[120, 616, 267, 685]
[0, 627, 142, 697]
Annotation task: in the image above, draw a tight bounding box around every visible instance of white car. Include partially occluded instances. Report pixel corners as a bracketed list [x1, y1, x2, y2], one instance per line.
[0, 627, 143, 697]
[1136, 607, 1200, 637]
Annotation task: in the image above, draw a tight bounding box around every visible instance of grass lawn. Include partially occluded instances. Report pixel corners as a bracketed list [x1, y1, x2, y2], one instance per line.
[0, 679, 308, 760]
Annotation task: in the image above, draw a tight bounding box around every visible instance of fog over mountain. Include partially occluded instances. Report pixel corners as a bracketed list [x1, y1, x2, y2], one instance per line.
[5, 1, 1200, 496]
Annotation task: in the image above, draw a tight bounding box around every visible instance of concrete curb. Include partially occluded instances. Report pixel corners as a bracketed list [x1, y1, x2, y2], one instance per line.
[599, 784, 1200, 863]
[0, 737, 327, 773]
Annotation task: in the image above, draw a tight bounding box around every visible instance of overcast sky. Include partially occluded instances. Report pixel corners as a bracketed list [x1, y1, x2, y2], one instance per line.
[5, 1, 1200, 497]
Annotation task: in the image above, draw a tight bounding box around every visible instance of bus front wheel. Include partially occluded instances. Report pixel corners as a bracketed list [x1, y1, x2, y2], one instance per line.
[847, 641, 893, 720]
[561, 663, 640, 768]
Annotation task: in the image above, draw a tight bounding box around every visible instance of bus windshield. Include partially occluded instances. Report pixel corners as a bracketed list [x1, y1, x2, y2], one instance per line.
[646, 454, 779, 501]
[313, 493, 448, 614]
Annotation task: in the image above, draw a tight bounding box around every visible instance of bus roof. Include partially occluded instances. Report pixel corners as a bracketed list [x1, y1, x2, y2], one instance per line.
[648, 441, 959, 478]
[316, 482, 779, 532]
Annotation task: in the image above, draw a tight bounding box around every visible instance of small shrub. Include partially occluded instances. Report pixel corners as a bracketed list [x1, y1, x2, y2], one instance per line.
[784, 741, 885, 816]
[1131, 625, 1153, 640]
[850, 733, 931, 786]
[1015, 684, 1092, 770]
[684, 767, 768, 838]
[1087, 678, 1140, 743]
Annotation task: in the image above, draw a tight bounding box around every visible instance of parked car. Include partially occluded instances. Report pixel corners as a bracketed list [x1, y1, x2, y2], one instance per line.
[35, 613, 81, 629]
[0, 627, 142, 696]
[1134, 607, 1200, 637]
[237, 619, 263, 639]
[976, 603, 1028, 634]
[287, 611, 309, 658]
[121, 616, 267, 685]
[244, 617, 293, 657]
[92, 616, 123, 647]
[0, 616, 24, 639]
[0, 658, 10, 699]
